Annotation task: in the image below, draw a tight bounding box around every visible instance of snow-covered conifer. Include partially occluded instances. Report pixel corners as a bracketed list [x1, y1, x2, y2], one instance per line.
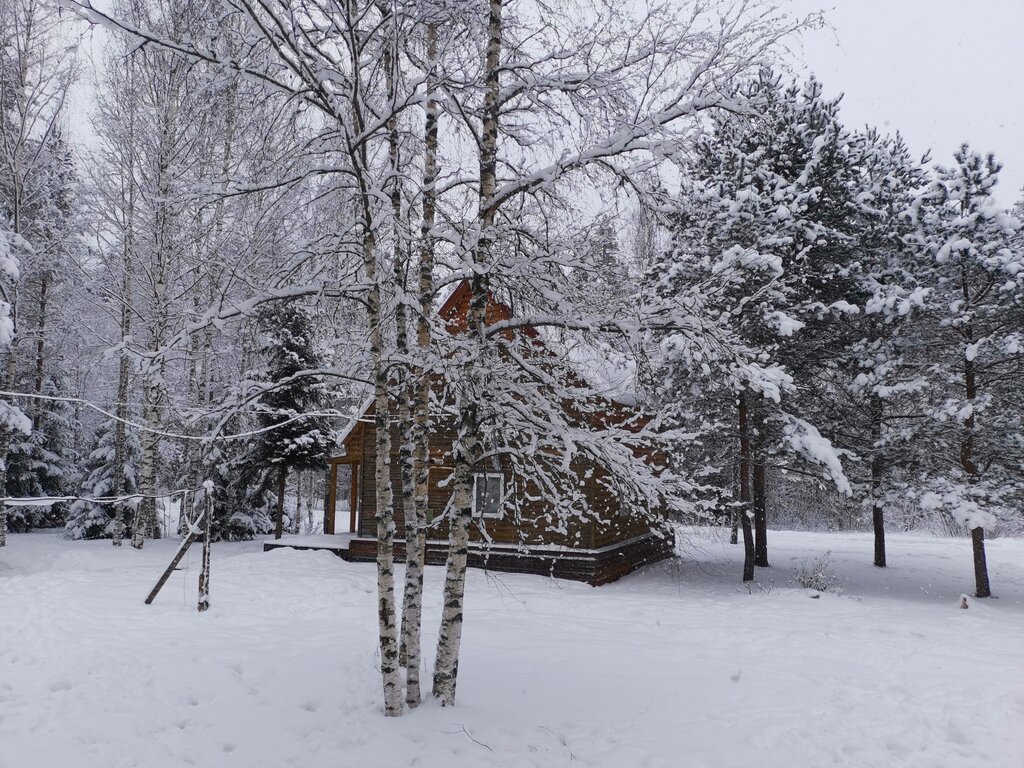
[906, 145, 1023, 597]
[653, 70, 860, 579]
[65, 419, 141, 539]
[250, 301, 335, 539]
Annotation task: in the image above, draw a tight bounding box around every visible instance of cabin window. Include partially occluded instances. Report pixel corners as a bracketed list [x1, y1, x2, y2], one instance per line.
[472, 472, 504, 518]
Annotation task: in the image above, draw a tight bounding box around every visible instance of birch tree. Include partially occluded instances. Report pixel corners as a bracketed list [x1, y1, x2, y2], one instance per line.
[0, 0, 76, 543]
[58, 0, 819, 712]
[428, 2, 821, 702]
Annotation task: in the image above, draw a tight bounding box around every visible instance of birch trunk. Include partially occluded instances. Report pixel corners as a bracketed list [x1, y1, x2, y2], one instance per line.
[433, 0, 503, 708]
[197, 489, 212, 612]
[370, 256, 402, 715]
[335, 2, 403, 715]
[111, 316, 132, 546]
[112, 194, 134, 547]
[110, 61, 137, 546]
[133, 380, 162, 548]
[412, 23, 439, 588]
[132, 57, 179, 549]
[395, 17, 439, 710]
[350, 2, 402, 716]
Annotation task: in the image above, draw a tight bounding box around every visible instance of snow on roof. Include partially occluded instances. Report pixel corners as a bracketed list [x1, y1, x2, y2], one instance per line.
[541, 329, 639, 406]
[334, 397, 373, 454]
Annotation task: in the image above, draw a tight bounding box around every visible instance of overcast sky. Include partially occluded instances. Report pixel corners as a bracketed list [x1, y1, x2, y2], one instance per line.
[787, 0, 1023, 206]
[68, 0, 1024, 207]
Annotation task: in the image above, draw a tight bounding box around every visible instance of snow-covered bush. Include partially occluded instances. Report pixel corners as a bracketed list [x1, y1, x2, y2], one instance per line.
[794, 551, 842, 594]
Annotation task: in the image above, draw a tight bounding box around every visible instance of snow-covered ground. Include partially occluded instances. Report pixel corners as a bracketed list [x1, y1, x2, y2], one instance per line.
[2, 528, 1022, 768]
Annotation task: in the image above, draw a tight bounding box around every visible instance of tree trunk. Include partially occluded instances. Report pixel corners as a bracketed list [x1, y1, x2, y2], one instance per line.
[752, 463, 768, 567]
[432, 396, 477, 706]
[292, 472, 303, 535]
[372, 304, 402, 715]
[31, 273, 49, 431]
[398, 19, 439, 710]
[198, 489, 212, 612]
[0, 427, 8, 548]
[111, 101, 136, 548]
[738, 392, 754, 582]
[960, 321, 990, 597]
[869, 395, 886, 567]
[274, 465, 287, 539]
[342, 2, 403, 715]
[0, 344, 17, 547]
[132, 71, 177, 550]
[111, 353, 131, 546]
[132, 382, 161, 549]
[971, 526, 991, 598]
[433, 0, 502, 707]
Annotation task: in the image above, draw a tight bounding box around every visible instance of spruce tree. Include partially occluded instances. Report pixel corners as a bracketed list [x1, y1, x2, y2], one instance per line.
[65, 419, 141, 539]
[4, 377, 79, 530]
[250, 300, 335, 539]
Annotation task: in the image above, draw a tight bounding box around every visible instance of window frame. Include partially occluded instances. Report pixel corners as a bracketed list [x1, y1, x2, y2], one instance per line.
[472, 471, 505, 519]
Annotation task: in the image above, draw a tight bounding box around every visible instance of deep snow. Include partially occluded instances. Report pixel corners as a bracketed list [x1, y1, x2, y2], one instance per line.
[1, 528, 1022, 768]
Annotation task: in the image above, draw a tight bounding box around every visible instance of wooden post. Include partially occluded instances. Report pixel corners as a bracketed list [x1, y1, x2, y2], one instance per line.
[198, 489, 212, 612]
[349, 462, 359, 533]
[324, 462, 337, 535]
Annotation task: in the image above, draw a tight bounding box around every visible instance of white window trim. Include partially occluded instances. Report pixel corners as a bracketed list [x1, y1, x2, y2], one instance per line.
[472, 472, 505, 519]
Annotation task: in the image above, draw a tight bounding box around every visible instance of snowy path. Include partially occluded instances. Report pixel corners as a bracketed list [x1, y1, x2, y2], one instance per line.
[1, 529, 1022, 768]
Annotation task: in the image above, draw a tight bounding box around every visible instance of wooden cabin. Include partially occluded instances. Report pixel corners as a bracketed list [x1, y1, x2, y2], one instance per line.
[307, 283, 673, 585]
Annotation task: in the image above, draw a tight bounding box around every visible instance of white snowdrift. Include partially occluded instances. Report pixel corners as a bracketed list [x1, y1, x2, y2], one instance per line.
[1, 529, 1022, 768]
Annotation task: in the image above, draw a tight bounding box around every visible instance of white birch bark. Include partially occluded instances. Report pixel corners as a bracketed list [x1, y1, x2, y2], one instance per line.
[111, 113, 135, 546]
[400, 19, 439, 708]
[346, 1, 402, 715]
[132, 55, 179, 549]
[433, 0, 502, 708]
[368, 233, 402, 715]
[197, 484, 212, 612]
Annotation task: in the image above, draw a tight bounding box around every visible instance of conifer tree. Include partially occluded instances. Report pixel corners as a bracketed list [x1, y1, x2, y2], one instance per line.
[843, 130, 930, 567]
[250, 300, 335, 539]
[65, 419, 141, 539]
[907, 145, 1023, 597]
[654, 70, 857, 579]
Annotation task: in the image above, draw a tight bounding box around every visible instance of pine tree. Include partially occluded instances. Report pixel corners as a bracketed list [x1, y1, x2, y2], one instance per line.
[654, 70, 858, 579]
[907, 145, 1024, 597]
[843, 130, 930, 567]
